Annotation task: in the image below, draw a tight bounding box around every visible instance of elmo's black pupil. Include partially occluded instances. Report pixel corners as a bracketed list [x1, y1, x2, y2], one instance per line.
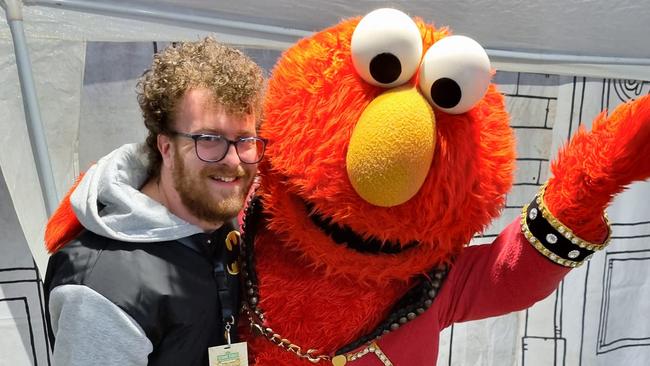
[431, 78, 462, 108]
[369, 53, 401, 84]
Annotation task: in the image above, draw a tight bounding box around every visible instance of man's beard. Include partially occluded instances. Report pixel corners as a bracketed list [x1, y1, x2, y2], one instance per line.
[172, 150, 253, 224]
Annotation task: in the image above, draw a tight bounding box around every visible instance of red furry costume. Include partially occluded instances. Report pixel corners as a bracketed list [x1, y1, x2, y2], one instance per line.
[46, 9, 650, 366]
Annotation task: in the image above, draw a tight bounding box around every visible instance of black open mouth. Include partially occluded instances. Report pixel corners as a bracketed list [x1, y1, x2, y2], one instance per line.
[305, 201, 417, 254]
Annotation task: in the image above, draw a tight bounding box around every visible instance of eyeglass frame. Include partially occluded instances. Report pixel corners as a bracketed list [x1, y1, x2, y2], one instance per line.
[168, 131, 268, 164]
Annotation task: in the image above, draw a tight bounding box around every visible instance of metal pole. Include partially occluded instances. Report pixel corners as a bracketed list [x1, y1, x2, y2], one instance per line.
[1, 0, 58, 216]
[487, 49, 650, 66]
[27, 0, 312, 40]
[25, 0, 650, 68]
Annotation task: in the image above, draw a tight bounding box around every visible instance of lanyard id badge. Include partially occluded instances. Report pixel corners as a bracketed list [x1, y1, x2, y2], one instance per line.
[209, 317, 248, 366]
[208, 228, 247, 365]
[208, 342, 248, 366]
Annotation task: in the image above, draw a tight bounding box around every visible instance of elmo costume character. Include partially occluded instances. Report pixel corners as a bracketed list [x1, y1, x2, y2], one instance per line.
[45, 8, 650, 366]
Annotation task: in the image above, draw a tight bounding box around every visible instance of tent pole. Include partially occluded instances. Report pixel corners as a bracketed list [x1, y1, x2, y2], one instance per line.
[487, 49, 650, 66]
[1, 0, 58, 216]
[22, 0, 650, 69]
[27, 0, 311, 39]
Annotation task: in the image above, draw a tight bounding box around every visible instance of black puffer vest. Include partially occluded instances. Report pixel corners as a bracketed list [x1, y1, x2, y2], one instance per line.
[44, 223, 240, 366]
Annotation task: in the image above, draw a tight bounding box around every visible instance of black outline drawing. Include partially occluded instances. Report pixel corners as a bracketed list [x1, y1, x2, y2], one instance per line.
[0, 267, 52, 366]
[596, 250, 650, 354]
[524, 77, 650, 366]
[447, 74, 650, 366]
[0, 297, 37, 365]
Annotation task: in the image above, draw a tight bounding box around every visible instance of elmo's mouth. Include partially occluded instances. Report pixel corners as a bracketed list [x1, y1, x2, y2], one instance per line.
[305, 201, 416, 254]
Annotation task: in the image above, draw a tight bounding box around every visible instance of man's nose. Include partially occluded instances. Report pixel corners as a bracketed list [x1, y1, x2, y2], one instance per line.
[220, 143, 240, 165]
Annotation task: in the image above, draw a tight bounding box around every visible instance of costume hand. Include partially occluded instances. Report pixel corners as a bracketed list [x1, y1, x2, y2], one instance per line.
[45, 173, 85, 253]
[544, 94, 650, 242]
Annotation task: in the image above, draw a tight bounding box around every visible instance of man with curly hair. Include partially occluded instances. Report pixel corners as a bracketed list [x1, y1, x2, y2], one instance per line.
[44, 38, 265, 366]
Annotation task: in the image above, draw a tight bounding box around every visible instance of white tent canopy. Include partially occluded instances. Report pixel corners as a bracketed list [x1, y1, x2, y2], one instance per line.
[1, 1, 649, 365]
[4, 0, 650, 78]
[0, 1, 648, 73]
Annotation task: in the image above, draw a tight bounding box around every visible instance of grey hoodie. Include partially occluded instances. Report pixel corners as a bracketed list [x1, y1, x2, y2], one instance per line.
[49, 143, 204, 366]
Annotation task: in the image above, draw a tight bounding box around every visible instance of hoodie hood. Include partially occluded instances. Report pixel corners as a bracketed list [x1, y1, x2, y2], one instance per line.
[70, 143, 203, 243]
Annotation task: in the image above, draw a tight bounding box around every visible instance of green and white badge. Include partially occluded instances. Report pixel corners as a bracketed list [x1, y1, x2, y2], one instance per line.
[208, 342, 248, 366]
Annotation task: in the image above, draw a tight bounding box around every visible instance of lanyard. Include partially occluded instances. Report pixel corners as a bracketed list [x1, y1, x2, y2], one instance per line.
[178, 223, 241, 344]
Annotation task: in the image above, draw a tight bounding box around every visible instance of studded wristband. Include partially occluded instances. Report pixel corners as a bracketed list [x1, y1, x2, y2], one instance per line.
[520, 183, 611, 267]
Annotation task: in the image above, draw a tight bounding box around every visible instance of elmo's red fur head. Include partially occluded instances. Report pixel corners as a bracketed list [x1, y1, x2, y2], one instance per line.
[258, 9, 515, 282]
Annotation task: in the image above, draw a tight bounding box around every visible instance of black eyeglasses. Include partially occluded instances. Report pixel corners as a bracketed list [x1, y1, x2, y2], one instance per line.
[170, 131, 267, 164]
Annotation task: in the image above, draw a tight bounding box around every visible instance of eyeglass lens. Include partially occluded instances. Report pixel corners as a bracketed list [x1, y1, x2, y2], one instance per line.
[195, 136, 265, 163]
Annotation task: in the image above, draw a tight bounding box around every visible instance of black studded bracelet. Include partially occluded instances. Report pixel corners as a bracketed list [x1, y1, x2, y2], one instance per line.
[520, 183, 611, 268]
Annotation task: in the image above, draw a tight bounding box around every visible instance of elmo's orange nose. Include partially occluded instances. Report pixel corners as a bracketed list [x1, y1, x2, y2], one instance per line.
[346, 86, 435, 207]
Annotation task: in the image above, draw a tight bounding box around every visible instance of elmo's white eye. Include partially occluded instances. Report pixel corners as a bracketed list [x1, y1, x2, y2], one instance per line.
[351, 8, 423, 88]
[418, 35, 491, 114]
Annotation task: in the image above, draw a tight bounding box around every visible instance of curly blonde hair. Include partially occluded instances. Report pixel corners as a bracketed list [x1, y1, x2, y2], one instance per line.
[137, 37, 265, 176]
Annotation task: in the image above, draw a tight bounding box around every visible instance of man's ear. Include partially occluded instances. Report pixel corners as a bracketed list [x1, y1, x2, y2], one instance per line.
[158, 134, 173, 168]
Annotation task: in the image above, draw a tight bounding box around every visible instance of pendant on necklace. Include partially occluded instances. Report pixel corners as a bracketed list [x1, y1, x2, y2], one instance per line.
[330, 342, 393, 366]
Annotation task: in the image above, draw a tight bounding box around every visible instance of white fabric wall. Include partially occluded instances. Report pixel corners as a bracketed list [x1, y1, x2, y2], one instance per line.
[0, 39, 648, 365]
[0, 38, 85, 274]
[437, 76, 650, 366]
[0, 165, 50, 366]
